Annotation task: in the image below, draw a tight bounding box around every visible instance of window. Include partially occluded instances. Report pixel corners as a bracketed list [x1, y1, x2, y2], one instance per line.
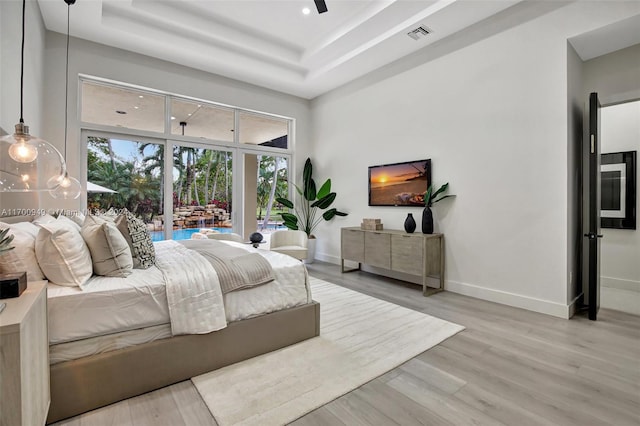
[86, 135, 165, 238]
[81, 81, 164, 133]
[170, 99, 234, 142]
[172, 145, 233, 233]
[256, 155, 288, 231]
[81, 78, 293, 240]
[239, 112, 289, 149]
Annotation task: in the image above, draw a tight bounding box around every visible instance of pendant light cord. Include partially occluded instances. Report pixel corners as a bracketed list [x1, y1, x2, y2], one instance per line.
[64, 0, 71, 160]
[19, 0, 25, 124]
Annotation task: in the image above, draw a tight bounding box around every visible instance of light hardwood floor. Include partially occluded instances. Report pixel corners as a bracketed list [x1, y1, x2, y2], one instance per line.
[53, 262, 640, 426]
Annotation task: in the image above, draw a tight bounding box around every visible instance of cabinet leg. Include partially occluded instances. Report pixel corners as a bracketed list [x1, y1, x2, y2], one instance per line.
[423, 286, 443, 296]
[341, 259, 361, 273]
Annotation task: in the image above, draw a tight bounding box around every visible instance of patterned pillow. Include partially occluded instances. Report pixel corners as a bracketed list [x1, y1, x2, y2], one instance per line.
[115, 210, 155, 269]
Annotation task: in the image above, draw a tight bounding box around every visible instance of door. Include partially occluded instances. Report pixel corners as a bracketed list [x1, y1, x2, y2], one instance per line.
[583, 92, 602, 320]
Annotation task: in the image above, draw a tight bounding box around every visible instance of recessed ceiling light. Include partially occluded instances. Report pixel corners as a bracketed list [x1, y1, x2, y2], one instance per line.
[188, 113, 192, 116]
[197, 104, 202, 108]
[134, 106, 139, 109]
[116, 110, 127, 114]
[302, 7, 310, 15]
[171, 116, 176, 120]
[139, 95, 144, 99]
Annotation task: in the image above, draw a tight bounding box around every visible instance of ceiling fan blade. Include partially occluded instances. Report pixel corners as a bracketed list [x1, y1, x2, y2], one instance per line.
[314, 0, 328, 14]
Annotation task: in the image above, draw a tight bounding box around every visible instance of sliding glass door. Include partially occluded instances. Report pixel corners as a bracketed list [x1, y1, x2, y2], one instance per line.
[84, 132, 166, 239]
[171, 141, 234, 239]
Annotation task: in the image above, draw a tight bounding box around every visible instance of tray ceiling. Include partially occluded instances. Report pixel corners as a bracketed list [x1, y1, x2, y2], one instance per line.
[37, 0, 639, 99]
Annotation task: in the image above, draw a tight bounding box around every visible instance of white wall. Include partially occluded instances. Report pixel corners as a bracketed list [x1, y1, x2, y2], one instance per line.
[310, 1, 640, 317]
[41, 32, 312, 212]
[583, 43, 640, 106]
[566, 42, 585, 311]
[0, 0, 47, 211]
[600, 101, 640, 290]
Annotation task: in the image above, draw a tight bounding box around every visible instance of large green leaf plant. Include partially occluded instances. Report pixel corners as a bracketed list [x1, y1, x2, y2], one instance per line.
[276, 158, 348, 238]
[424, 182, 455, 207]
[0, 228, 14, 255]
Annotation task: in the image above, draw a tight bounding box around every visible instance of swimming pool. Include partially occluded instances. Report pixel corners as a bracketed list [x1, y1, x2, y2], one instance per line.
[150, 227, 233, 242]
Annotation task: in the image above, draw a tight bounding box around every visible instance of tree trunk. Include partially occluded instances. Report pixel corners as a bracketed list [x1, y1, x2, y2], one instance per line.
[224, 152, 229, 210]
[107, 139, 116, 171]
[185, 149, 193, 205]
[204, 151, 216, 203]
[262, 157, 279, 229]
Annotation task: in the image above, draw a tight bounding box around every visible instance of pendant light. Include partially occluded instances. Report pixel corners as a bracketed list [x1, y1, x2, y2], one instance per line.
[0, 0, 66, 192]
[50, 0, 81, 199]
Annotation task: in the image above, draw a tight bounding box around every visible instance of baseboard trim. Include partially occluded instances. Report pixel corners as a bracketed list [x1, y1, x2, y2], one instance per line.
[316, 253, 571, 319]
[601, 276, 640, 292]
[445, 280, 570, 319]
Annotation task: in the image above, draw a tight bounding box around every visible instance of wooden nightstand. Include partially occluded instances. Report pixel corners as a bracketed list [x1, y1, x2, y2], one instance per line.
[0, 281, 49, 426]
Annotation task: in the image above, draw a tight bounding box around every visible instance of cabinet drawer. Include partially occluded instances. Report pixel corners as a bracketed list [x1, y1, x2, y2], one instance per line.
[391, 234, 424, 275]
[364, 232, 391, 269]
[341, 229, 365, 262]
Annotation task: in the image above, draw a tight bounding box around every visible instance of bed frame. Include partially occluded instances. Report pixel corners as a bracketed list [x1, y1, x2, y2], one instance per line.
[47, 301, 320, 423]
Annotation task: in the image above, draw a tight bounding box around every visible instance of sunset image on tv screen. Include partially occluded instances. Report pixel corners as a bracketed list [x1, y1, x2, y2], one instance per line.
[369, 159, 431, 206]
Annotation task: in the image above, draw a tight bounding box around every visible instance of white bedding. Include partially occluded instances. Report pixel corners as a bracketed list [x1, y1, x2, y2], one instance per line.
[47, 239, 311, 345]
[154, 240, 226, 335]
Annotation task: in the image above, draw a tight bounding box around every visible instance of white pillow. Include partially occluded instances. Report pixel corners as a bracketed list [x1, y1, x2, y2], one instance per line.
[56, 214, 81, 231]
[32, 213, 56, 226]
[36, 221, 93, 287]
[62, 210, 86, 227]
[0, 221, 46, 281]
[81, 215, 133, 277]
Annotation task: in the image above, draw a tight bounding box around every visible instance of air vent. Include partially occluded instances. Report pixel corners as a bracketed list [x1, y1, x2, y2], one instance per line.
[407, 26, 432, 41]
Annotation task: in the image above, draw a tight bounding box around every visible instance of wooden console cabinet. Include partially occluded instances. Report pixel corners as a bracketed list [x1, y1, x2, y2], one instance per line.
[341, 227, 444, 296]
[0, 281, 50, 426]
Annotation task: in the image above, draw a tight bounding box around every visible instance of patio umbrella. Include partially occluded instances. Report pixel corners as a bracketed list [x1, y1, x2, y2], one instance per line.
[87, 182, 118, 193]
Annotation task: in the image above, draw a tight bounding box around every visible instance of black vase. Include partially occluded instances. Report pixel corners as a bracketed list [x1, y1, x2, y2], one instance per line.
[404, 213, 416, 233]
[422, 206, 434, 234]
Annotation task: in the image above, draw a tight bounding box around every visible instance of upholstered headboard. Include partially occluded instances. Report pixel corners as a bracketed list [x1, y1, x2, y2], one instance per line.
[0, 215, 35, 224]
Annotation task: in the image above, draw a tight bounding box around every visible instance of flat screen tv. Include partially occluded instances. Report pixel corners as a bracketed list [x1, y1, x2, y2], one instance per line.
[368, 159, 431, 206]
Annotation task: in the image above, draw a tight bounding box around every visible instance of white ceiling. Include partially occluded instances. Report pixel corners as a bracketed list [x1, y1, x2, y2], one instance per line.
[37, 0, 640, 100]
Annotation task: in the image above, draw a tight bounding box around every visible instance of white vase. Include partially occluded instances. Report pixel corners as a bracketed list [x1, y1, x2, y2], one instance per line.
[305, 238, 316, 264]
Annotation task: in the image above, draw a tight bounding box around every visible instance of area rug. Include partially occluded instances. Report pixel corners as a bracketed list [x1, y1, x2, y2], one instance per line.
[192, 277, 464, 426]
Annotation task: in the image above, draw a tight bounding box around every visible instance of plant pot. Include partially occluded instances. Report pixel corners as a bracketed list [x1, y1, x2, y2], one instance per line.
[305, 238, 316, 264]
[422, 206, 434, 234]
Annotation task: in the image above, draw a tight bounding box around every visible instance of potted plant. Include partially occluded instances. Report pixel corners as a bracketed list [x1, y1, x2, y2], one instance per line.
[276, 158, 348, 262]
[422, 183, 455, 234]
[0, 228, 14, 255]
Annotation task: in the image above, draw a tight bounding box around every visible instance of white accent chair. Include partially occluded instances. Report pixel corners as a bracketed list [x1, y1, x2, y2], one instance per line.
[269, 230, 308, 261]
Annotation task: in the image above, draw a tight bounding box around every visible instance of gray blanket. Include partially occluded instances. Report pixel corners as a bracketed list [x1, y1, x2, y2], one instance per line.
[180, 239, 275, 294]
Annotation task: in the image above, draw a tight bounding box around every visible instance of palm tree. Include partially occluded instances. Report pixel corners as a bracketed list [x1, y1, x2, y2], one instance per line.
[139, 142, 165, 215]
[88, 136, 117, 170]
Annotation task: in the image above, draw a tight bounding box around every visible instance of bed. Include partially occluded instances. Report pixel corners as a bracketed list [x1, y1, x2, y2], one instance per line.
[0, 215, 320, 423]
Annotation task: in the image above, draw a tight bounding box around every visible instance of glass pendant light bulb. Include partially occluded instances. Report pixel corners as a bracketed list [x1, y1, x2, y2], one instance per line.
[5, 123, 38, 163]
[49, 172, 81, 199]
[8, 141, 38, 162]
